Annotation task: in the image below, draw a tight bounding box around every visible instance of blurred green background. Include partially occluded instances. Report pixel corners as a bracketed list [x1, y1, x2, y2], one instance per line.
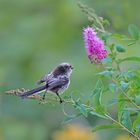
[0, 0, 140, 140]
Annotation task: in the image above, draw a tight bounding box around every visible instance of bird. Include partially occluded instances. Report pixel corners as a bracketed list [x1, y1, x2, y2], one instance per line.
[20, 63, 74, 103]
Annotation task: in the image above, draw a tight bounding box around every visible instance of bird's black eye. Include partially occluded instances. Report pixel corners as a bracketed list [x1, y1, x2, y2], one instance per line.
[70, 65, 74, 69]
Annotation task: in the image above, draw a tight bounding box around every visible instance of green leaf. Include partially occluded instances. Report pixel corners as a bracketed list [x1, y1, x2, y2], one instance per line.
[127, 42, 136, 46]
[91, 80, 107, 116]
[93, 89, 107, 116]
[135, 95, 140, 105]
[101, 57, 113, 64]
[97, 70, 114, 77]
[93, 89, 103, 107]
[109, 44, 115, 51]
[101, 33, 111, 42]
[63, 113, 81, 124]
[122, 110, 132, 131]
[103, 19, 110, 26]
[107, 99, 118, 107]
[90, 111, 108, 119]
[116, 45, 126, 53]
[92, 124, 120, 132]
[128, 24, 139, 40]
[119, 57, 140, 63]
[111, 33, 128, 39]
[118, 94, 126, 122]
[124, 108, 140, 112]
[133, 113, 140, 135]
[119, 70, 136, 79]
[120, 81, 129, 91]
[74, 99, 89, 117]
[109, 83, 118, 93]
[118, 83, 132, 132]
[91, 80, 103, 97]
[95, 105, 107, 116]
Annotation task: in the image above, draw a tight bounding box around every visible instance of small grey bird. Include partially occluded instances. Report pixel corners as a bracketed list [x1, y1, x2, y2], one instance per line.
[20, 63, 74, 103]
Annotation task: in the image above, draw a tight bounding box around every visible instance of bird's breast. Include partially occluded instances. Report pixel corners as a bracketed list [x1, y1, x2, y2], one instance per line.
[57, 80, 70, 94]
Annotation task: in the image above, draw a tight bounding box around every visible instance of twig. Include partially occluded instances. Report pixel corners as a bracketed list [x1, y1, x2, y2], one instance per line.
[105, 114, 140, 140]
[112, 60, 140, 110]
[82, 104, 140, 139]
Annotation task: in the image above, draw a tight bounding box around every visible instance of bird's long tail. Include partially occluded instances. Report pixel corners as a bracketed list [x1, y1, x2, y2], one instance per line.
[20, 85, 47, 98]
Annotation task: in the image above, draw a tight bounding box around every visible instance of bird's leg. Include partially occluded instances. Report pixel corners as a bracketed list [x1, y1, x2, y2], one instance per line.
[56, 93, 63, 104]
[42, 83, 48, 100]
[42, 92, 46, 100]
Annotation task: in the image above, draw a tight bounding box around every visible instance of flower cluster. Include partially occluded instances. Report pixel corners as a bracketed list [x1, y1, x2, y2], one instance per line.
[83, 26, 108, 64]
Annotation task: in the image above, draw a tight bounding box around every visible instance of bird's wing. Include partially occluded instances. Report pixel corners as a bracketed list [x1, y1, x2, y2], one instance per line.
[37, 72, 52, 85]
[47, 76, 69, 90]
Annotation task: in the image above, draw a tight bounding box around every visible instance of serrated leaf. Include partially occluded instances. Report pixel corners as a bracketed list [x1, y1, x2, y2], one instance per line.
[92, 124, 120, 132]
[128, 24, 139, 40]
[116, 45, 126, 53]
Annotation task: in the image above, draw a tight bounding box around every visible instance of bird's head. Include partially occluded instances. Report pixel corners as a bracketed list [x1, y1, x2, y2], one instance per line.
[53, 63, 74, 77]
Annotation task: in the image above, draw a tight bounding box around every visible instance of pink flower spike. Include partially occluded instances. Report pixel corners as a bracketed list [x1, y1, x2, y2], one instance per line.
[83, 26, 108, 64]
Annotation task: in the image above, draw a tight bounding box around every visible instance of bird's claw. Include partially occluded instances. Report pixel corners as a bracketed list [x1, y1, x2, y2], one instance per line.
[60, 99, 64, 104]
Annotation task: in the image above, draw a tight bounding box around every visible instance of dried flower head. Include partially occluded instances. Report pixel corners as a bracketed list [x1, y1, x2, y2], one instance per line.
[83, 26, 108, 64]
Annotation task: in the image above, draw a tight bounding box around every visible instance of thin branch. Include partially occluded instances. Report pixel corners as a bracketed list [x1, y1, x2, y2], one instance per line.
[119, 87, 140, 110]
[112, 60, 140, 110]
[105, 114, 140, 140]
[81, 103, 140, 139]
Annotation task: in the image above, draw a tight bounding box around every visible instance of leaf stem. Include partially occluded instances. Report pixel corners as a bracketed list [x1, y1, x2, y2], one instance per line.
[81, 104, 140, 139]
[105, 114, 140, 140]
[119, 87, 140, 110]
[113, 60, 140, 110]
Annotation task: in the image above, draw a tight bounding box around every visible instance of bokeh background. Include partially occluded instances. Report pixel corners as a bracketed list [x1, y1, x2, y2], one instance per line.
[0, 0, 140, 140]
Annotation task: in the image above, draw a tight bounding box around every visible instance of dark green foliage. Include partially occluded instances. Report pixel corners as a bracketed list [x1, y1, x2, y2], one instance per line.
[116, 45, 126, 53]
[92, 124, 121, 132]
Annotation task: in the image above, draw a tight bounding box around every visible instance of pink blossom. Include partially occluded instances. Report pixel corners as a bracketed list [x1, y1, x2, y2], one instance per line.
[83, 26, 108, 64]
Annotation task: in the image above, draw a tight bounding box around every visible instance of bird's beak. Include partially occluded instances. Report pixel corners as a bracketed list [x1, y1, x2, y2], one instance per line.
[71, 66, 74, 69]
